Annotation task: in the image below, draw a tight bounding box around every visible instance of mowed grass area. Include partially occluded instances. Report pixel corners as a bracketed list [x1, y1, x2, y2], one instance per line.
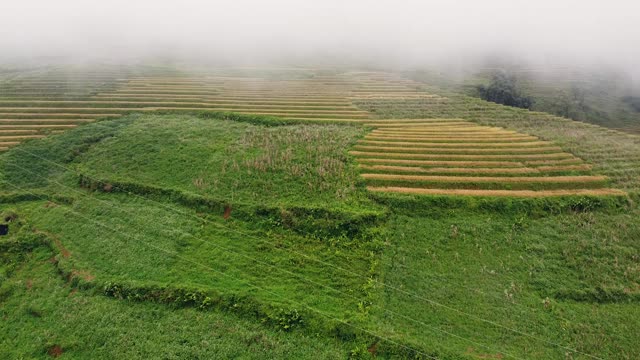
[1, 66, 640, 359]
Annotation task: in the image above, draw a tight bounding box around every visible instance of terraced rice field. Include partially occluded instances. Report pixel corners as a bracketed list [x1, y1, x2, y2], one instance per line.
[0, 68, 443, 151]
[353, 119, 625, 197]
[0, 65, 134, 150]
[0, 67, 628, 198]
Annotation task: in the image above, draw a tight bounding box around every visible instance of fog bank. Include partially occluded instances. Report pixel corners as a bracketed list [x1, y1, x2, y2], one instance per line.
[1, 0, 638, 77]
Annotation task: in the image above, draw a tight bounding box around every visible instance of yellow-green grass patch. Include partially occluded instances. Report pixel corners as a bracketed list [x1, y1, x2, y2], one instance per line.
[228, 112, 368, 119]
[355, 158, 526, 167]
[121, 85, 223, 89]
[360, 173, 608, 184]
[357, 140, 554, 147]
[95, 95, 354, 104]
[92, 95, 354, 105]
[0, 108, 130, 113]
[275, 117, 363, 123]
[363, 118, 467, 123]
[0, 124, 77, 129]
[370, 126, 505, 131]
[365, 132, 534, 138]
[358, 164, 540, 174]
[365, 123, 480, 128]
[0, 129, 39, 134]
[0, 119, 94, 123]
[0, 107, 367, 118]
[100, 93, 350, 101]
[0, 135, 46, 140]
[2, 99, 356, 106]
[366, 119, 485, 124]
[525, 158, 587, 166]
[371, 130, 519, 136]
[364, 135, 538, 142]
[0, 113, 121, 118]
[366, 129, 533, 135]
[350, 151, 575, 160]
[352, 145, 563, 154]
[537, 164, 593, 171]
[85, 100, 360, 109]
[366, 187, 626, 197]
[0, 103, 366, 114]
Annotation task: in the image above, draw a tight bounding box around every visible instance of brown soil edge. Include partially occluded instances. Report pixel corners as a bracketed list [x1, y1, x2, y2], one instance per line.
[367, 186, 627, 197]
[34, 230, 71, 258]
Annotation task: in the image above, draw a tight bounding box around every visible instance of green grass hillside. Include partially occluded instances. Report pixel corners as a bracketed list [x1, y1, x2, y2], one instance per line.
[1, 67, 640, 359]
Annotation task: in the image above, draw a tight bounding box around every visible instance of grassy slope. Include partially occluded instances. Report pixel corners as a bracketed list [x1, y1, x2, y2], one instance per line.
[0, 114, 383, 359]
[74, 115, 372, 210]
[405, 69, 640, 133]
[1, 72, 640, 359]
[374, 211, 640, 358]
[355, 85, 640, 193]
[355, 75, 640, 358]
[0, 242, 353, 359]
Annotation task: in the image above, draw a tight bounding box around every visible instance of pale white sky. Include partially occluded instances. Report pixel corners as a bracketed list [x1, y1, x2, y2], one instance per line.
[1, 0, 638, 71]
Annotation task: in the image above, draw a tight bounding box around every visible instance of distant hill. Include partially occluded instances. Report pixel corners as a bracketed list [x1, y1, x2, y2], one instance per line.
[406, 67, 640, 134]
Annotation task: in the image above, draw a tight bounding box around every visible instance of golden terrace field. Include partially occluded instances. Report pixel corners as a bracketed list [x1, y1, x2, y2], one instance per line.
[353, 119, 625, 197]
[0, 66, 628, 198]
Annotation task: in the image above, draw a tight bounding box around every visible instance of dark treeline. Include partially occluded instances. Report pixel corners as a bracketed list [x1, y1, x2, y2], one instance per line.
[623, 96, 640, 112]
[476, 71, 534, 109]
